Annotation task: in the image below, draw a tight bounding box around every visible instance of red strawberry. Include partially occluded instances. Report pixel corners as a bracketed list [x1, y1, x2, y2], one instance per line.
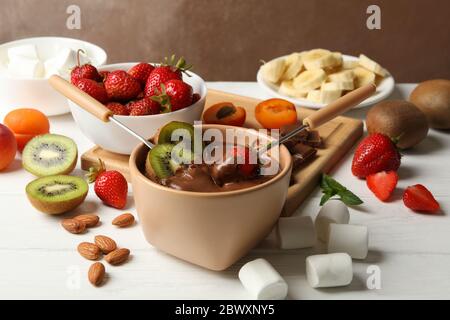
[87, 160, 128, 209]
[70, 50, 101, 84]
[154, 80, 193, 112]
[144, 55, 191, 97]
[127, 97, 161, 116]
[128, 63, 155, 87]
[75, 79, 109, 104]
[403, 184, 440, 213]
[351, 133, 401, 178]
[230, 146, 258, 177]
[104, 70, 141, 101]
[366, 171, 398, 201]
[106, 102, 129, 116]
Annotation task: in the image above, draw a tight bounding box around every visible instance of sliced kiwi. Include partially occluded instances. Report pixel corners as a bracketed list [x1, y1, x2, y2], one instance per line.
[22, 134, 78, 177]
[26, 175, 88, 215]
[146, 143, 194, 179]
[157, 121, 196, 149]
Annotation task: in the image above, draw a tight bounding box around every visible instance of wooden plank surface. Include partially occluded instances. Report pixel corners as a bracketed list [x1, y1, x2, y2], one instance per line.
[82, 89, 363, 216]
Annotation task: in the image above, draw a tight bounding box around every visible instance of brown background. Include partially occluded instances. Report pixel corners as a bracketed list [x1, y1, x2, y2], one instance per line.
[1, 0, 449, 82]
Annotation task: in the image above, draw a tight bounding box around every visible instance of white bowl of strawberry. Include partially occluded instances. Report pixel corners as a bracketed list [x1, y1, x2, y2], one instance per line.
[68, 57, 207, 155]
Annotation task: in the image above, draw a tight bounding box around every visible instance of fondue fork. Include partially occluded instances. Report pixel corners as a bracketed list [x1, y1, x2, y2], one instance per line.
[258, 83, 376, 154]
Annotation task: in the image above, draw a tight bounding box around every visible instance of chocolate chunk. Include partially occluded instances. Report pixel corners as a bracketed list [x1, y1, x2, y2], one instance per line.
[305, 130, 322, 148]
[291, 143, 317, 170]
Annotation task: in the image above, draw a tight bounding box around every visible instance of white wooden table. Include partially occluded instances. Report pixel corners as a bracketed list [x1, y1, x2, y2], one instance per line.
[1, 83, 449, 300]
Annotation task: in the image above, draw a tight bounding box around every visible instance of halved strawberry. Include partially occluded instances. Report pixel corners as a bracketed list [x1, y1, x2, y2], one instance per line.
[366, 171, 398, 201]
[403, 184, 440, 213]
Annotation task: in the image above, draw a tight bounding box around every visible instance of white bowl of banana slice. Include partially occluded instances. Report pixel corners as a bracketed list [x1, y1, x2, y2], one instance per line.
[257, 49, 395, 109]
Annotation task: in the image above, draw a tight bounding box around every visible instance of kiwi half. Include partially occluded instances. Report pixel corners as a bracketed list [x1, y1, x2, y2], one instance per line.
[146, 143, 194, 179]
[26, 175, 88, 215]
[22, 134, 78, 177]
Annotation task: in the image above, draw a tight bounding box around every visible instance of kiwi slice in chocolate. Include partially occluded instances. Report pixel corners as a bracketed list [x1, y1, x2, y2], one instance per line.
[22, 134, 78, 177]
[26, 175, 88, 215]
[146, 143, 194, 179]
[157, 121, 196, 150]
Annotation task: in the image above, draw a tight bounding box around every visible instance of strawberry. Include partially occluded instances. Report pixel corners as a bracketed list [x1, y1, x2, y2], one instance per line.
[70, 50, 101, 84]
[403, 184, 440, 213]
[144, 55, 191, 97]
[75, 79, 109, 104]
[229, 146, 258, 177]
[106, 102, 129, 116]
[366, 171, 398, 201]
[127, 97, 161, 116]
[351, 133, 401, 178]
[153, 80, 193, 112]
[104, 70, 141, 101]
[87, 160, 128, 209]
[128, 63, 155, 87]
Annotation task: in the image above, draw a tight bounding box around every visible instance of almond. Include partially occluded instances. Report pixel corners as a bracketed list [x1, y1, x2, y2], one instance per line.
[94, 235, 117, 254]
[61, 219, 86, 234]
[105, 248, 130, 265]
[74, 214, 100, 228]
[88, 262, 105, 287]
[112, 213, 135, 228]
[77, 242, 101, 260]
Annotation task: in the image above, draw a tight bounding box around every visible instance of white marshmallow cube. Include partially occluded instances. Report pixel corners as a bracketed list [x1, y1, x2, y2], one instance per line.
[328, 223, 368, 259]
[8, 44, 39, 60]
[239, 258, 288, 300]
[8, 56, 45, 78]
[306, 253, 353, 288]
[315, 201, 349, 242]
[44, 47, 78, 78]
[276, 216, 316, 249]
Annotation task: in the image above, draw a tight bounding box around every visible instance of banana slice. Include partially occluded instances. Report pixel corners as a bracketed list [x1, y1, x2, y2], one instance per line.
[303, 49, 340, 70]
[332, 52, 343, 66]
[279, 80, 306, 98]
[320, 82, 342, 103]
[306, 90, 321, 103]
[293, 69, 326, 92]
[328, 70, 354, 82]
[358, 54, 387, 77]
[261, 58, 286, 83]
[342, 60, 359, 69]
[353, 67, 376, 88]
[281, 53, 304, 81]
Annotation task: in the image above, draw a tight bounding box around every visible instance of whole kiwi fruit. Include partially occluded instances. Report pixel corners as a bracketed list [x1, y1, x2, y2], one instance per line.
[366, 100, 429, 149]
[410, 79, 450, 129]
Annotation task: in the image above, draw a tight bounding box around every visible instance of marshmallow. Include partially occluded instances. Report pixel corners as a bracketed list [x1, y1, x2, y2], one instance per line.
[276, 216, 316, 249]
[44, 48, 79, 78]
[239, 258, 288, 300]
[8, 44, 39, 60]
[306, 253, 353, 288]
[8, 56, 45, 78]
[328, 223, 368, 259]
[315, 201, 349, 242]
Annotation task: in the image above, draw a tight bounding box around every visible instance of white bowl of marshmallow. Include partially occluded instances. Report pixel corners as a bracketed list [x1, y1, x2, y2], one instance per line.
[0, 37, 107, 117]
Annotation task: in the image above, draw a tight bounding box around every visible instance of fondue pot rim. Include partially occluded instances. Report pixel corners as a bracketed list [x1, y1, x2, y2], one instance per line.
[129, 124, 293, 197]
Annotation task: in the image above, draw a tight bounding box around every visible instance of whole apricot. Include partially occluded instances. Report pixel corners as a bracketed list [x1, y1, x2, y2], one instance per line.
[4, 108, 50, 151]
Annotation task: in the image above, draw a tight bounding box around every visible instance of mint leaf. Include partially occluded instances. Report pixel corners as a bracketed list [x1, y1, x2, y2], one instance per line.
[339, 189, 364, 206]
[319, 174, 363, 206]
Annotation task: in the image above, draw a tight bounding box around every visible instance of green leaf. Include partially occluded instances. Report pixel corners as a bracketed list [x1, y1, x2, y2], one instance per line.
[319, 174, 363, 207]
[320, 193, 333, 206]
[338, 189, 364, 206]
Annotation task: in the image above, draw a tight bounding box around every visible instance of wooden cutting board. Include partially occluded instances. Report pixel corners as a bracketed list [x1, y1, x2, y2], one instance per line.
[81, 89, 363, 216]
